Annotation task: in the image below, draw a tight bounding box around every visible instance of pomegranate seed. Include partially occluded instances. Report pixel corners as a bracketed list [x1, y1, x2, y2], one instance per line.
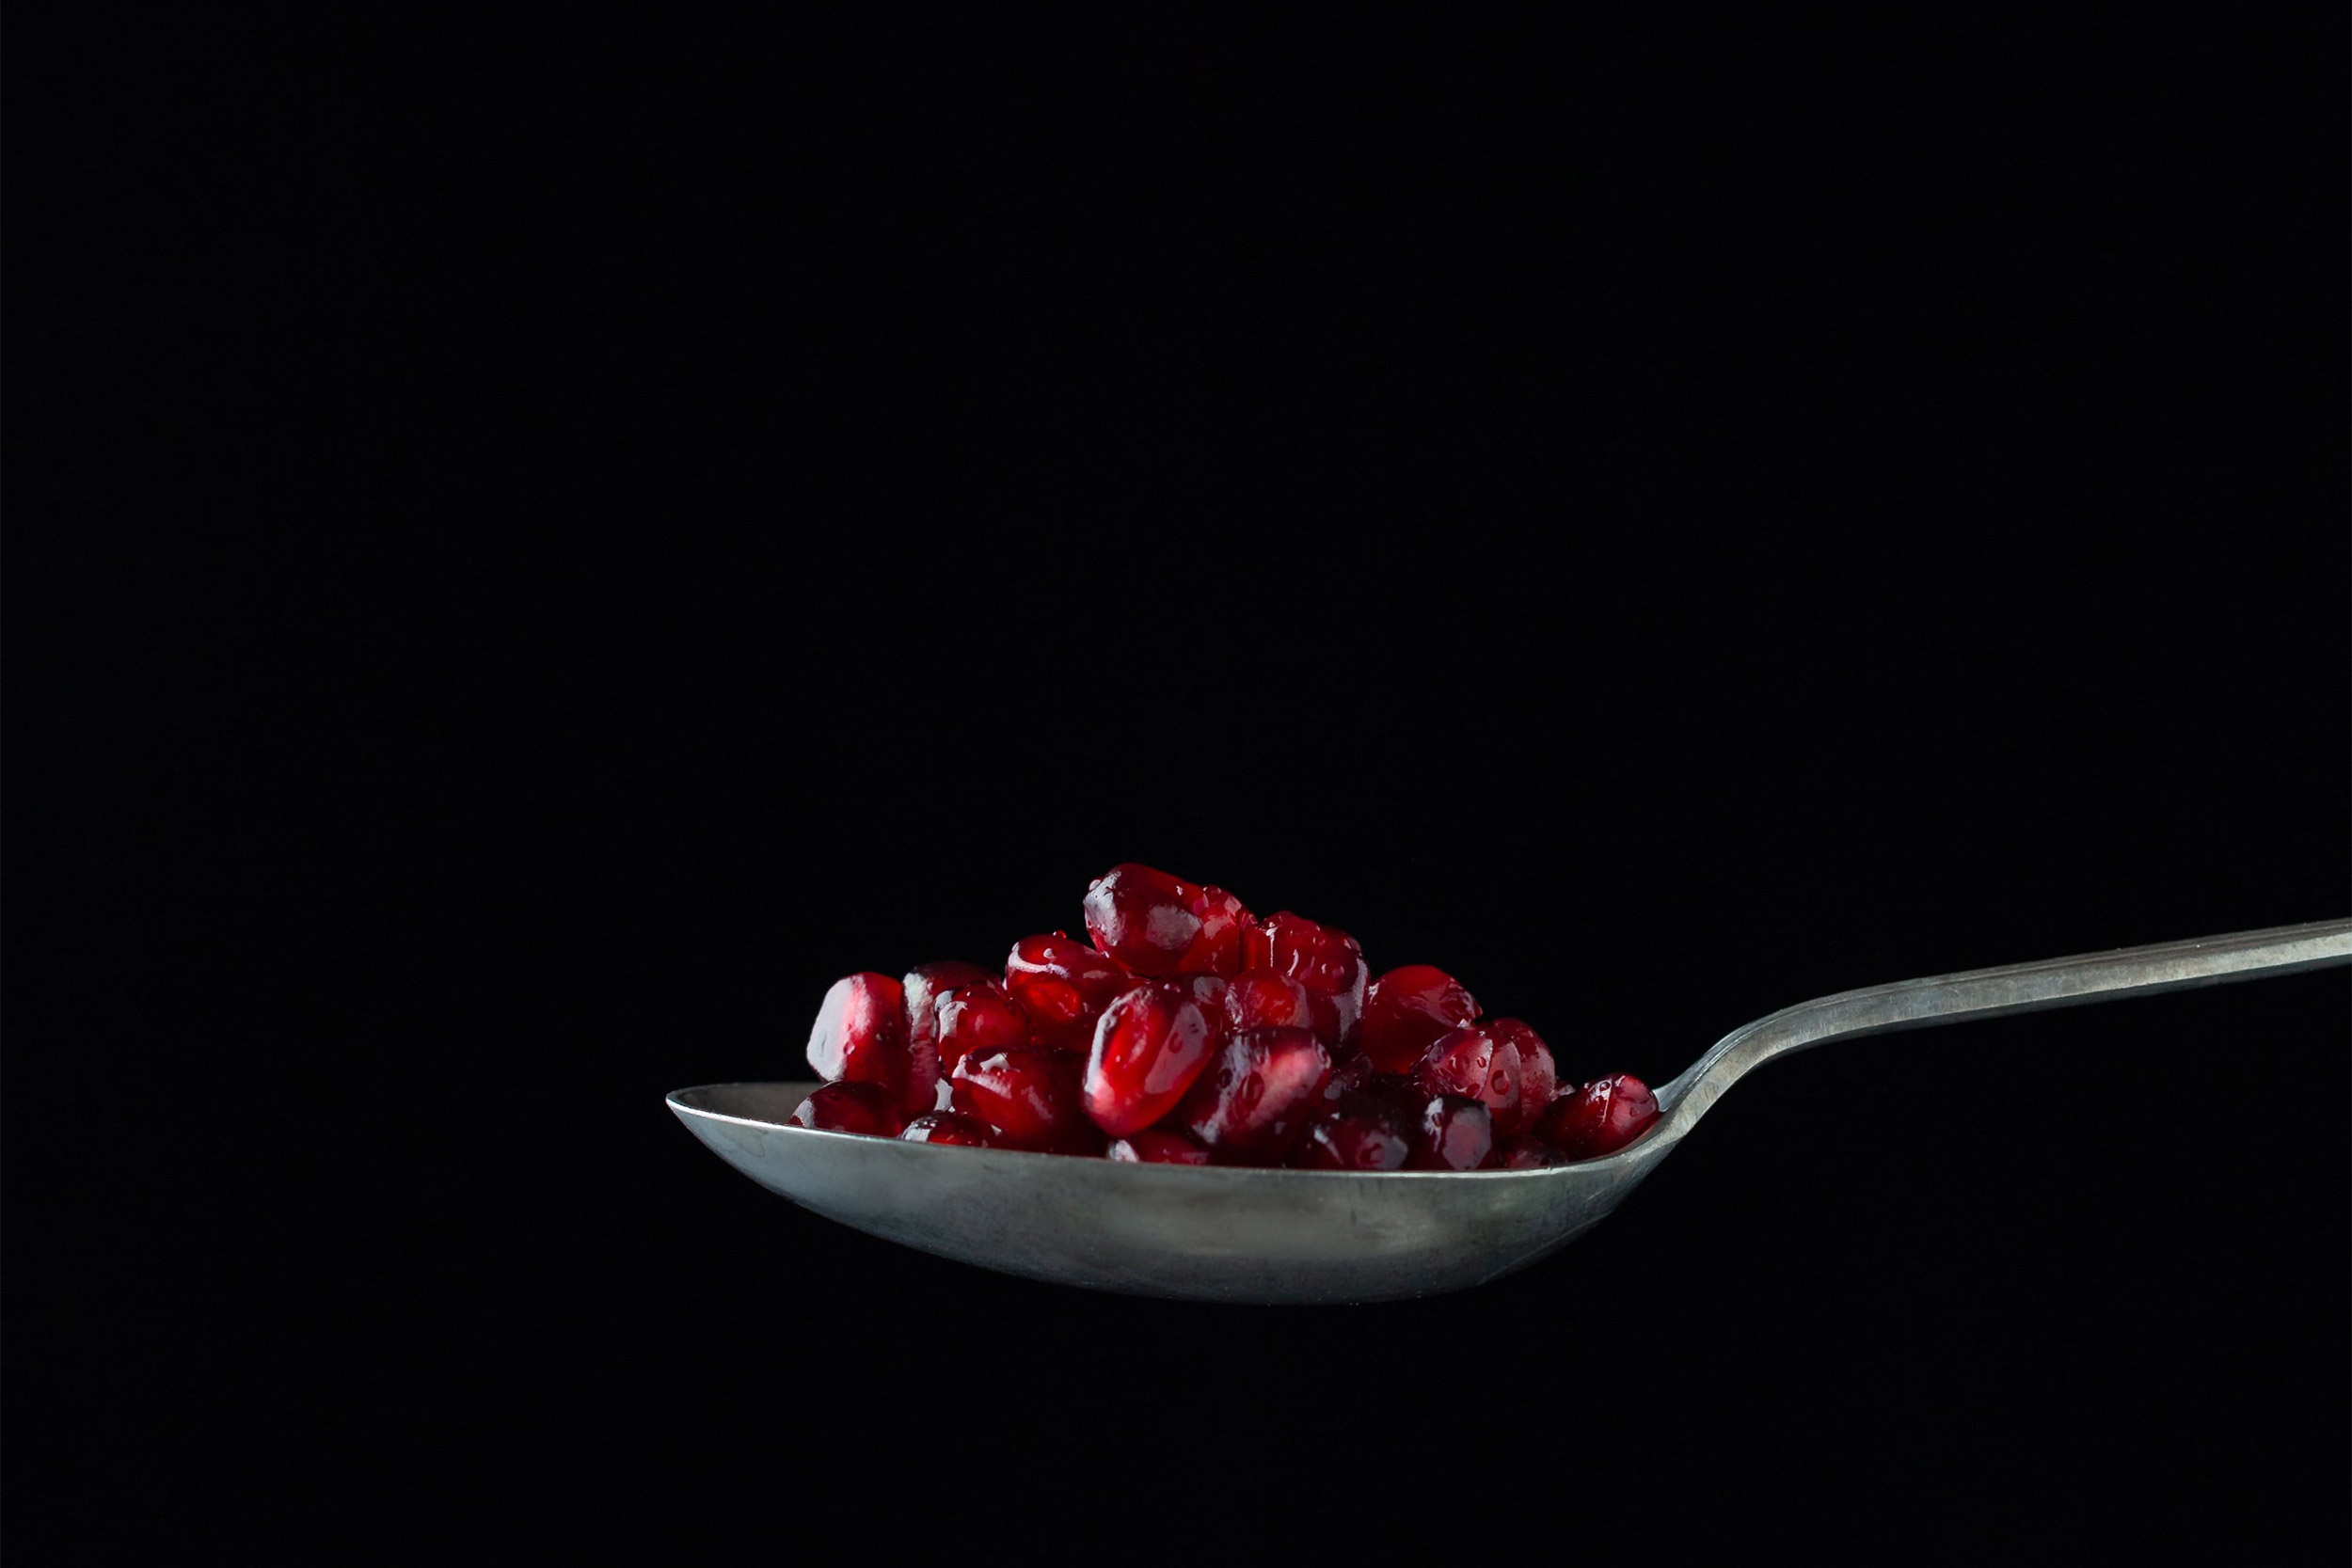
[1171, 971, 1231, 1028]
[1493, 1133, 1566, 1170]
[1177, 1025, 1332, 1165]
[950, 1044, 1103, 1155]
[1222, 967, 1315, 1034]
[1410, 1025, 1522, 1135]
[1319, 1053, 1397, 1102]
[1084, 981, 1217, 1136]
[1533, 1074, 1661, 1160]
[900, 1112, 997, 1147]
[1291, 1091, 1414, 1171]
[1244, 911, 1368, 1051]
[1409, 1094, 1494, 1171]
[1487, 1019, 1556, 1132]
[805, 973, 911, 1102]
[1181, 886, 1253, 976]
[789, 1081, 906, 1137]
[935, 980, 1032, 1076]
[903, 960, 993, 1056]
[1004, 933, 1135, 1053]
[1082, 863, 1208, 977]
[791, 872, 1619, 1179]
[1106, 1129, 1214, 1164]
[901, 961, 994, 1117]
[1359, 965, 1480, 1074]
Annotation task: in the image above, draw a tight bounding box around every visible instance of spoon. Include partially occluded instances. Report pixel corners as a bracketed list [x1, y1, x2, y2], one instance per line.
[667, 918, 2350, 1304]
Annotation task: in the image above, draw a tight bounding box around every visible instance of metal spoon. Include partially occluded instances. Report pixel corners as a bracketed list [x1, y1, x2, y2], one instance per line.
[667, 918, 2350, 1304]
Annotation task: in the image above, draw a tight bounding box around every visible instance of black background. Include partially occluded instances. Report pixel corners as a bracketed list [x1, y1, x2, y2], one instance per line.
[9, 9, 2347, 1560]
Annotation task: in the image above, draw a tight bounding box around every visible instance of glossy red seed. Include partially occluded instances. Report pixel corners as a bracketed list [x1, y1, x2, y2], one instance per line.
[1359, 965, 1481, 1074]
[1493, 1133, 1566, 1170]
[1409, 1094, 1494, 1171]
[1106, 1129, 1214, 1164]
[899, 961, 993, 1117]
[1222, 968, 1315, 1034]
[1410, 1024, 1522, 1134]
[935, 981, 1032, 1076]
[1533, 1073, 1661, 1160]
[1082, 863, 1207, 977]
[904, 961, 993, 1054]
[1486, 1019, 1556, 1132]
[1291, 1092, 1413, 1171]
[806, 973, 911, 1101]
[900, 1112, 996, 1147]
[950, 1044, 1102, 1155]
[1244, 911, 1368, 1050]
[1084, 982, 1217, 1136]
[1004, 933, 1136, 1052]
[1171, 972, 1231, 1029]
[790, 1081, 907, 1137]
[1177, 1025, 1333, 1165]
[1318, 1053, 1394, 1102]
[1181, 886, 1253, 977]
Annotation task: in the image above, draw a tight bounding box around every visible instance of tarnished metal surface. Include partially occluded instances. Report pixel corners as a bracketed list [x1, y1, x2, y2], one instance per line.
[669, 918, 2350, 1304]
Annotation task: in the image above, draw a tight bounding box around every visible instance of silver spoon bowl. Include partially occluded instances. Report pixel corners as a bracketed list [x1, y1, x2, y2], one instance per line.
[668, 919, 2350, 1304]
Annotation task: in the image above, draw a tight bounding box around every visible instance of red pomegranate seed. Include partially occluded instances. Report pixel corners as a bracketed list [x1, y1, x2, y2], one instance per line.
[1533, 1074, 1661, 1160]
[1177, 1025, 1332, 1165]
[935, 981, 1032, 1076]
[1222, 968, 1315, 1034]
[1319, 1053, 1395, 1102]
[1493, 1133, 1566, 1170]
[1106, 1129, 1214, 1164]
[898, 961, 994, 1117]
[1359, 965, 1480, 1074]
[1244, 911, 1368, 1051]
[1291, 1091, 1413, 1171]
[790, 1081, 906, 1137]
[1004, 933, 1135, 1052]
[1410, 1024, 1522, 1135]
[1409, 1094, 1494, 1171]
[1082, 863, 1208, 977]
[950, 1044, 1103, 1155]
[805, 973, 911, 1102]
[1181, 886, 1253, 976]
[1487, 1019, 1556, 1132]
[1083, 981, 1217, 1136]
[900, 1112, 997, 1147]
[1171, 971, 1231, 1028]
[903, 960, 993, 1060]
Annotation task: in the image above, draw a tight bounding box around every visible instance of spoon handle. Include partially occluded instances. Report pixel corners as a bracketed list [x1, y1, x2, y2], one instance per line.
[1658, 917, 2352, 1134]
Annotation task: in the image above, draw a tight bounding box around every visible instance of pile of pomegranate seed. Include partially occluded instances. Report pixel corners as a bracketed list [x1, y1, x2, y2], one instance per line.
[792, 863, 1660, 1170]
